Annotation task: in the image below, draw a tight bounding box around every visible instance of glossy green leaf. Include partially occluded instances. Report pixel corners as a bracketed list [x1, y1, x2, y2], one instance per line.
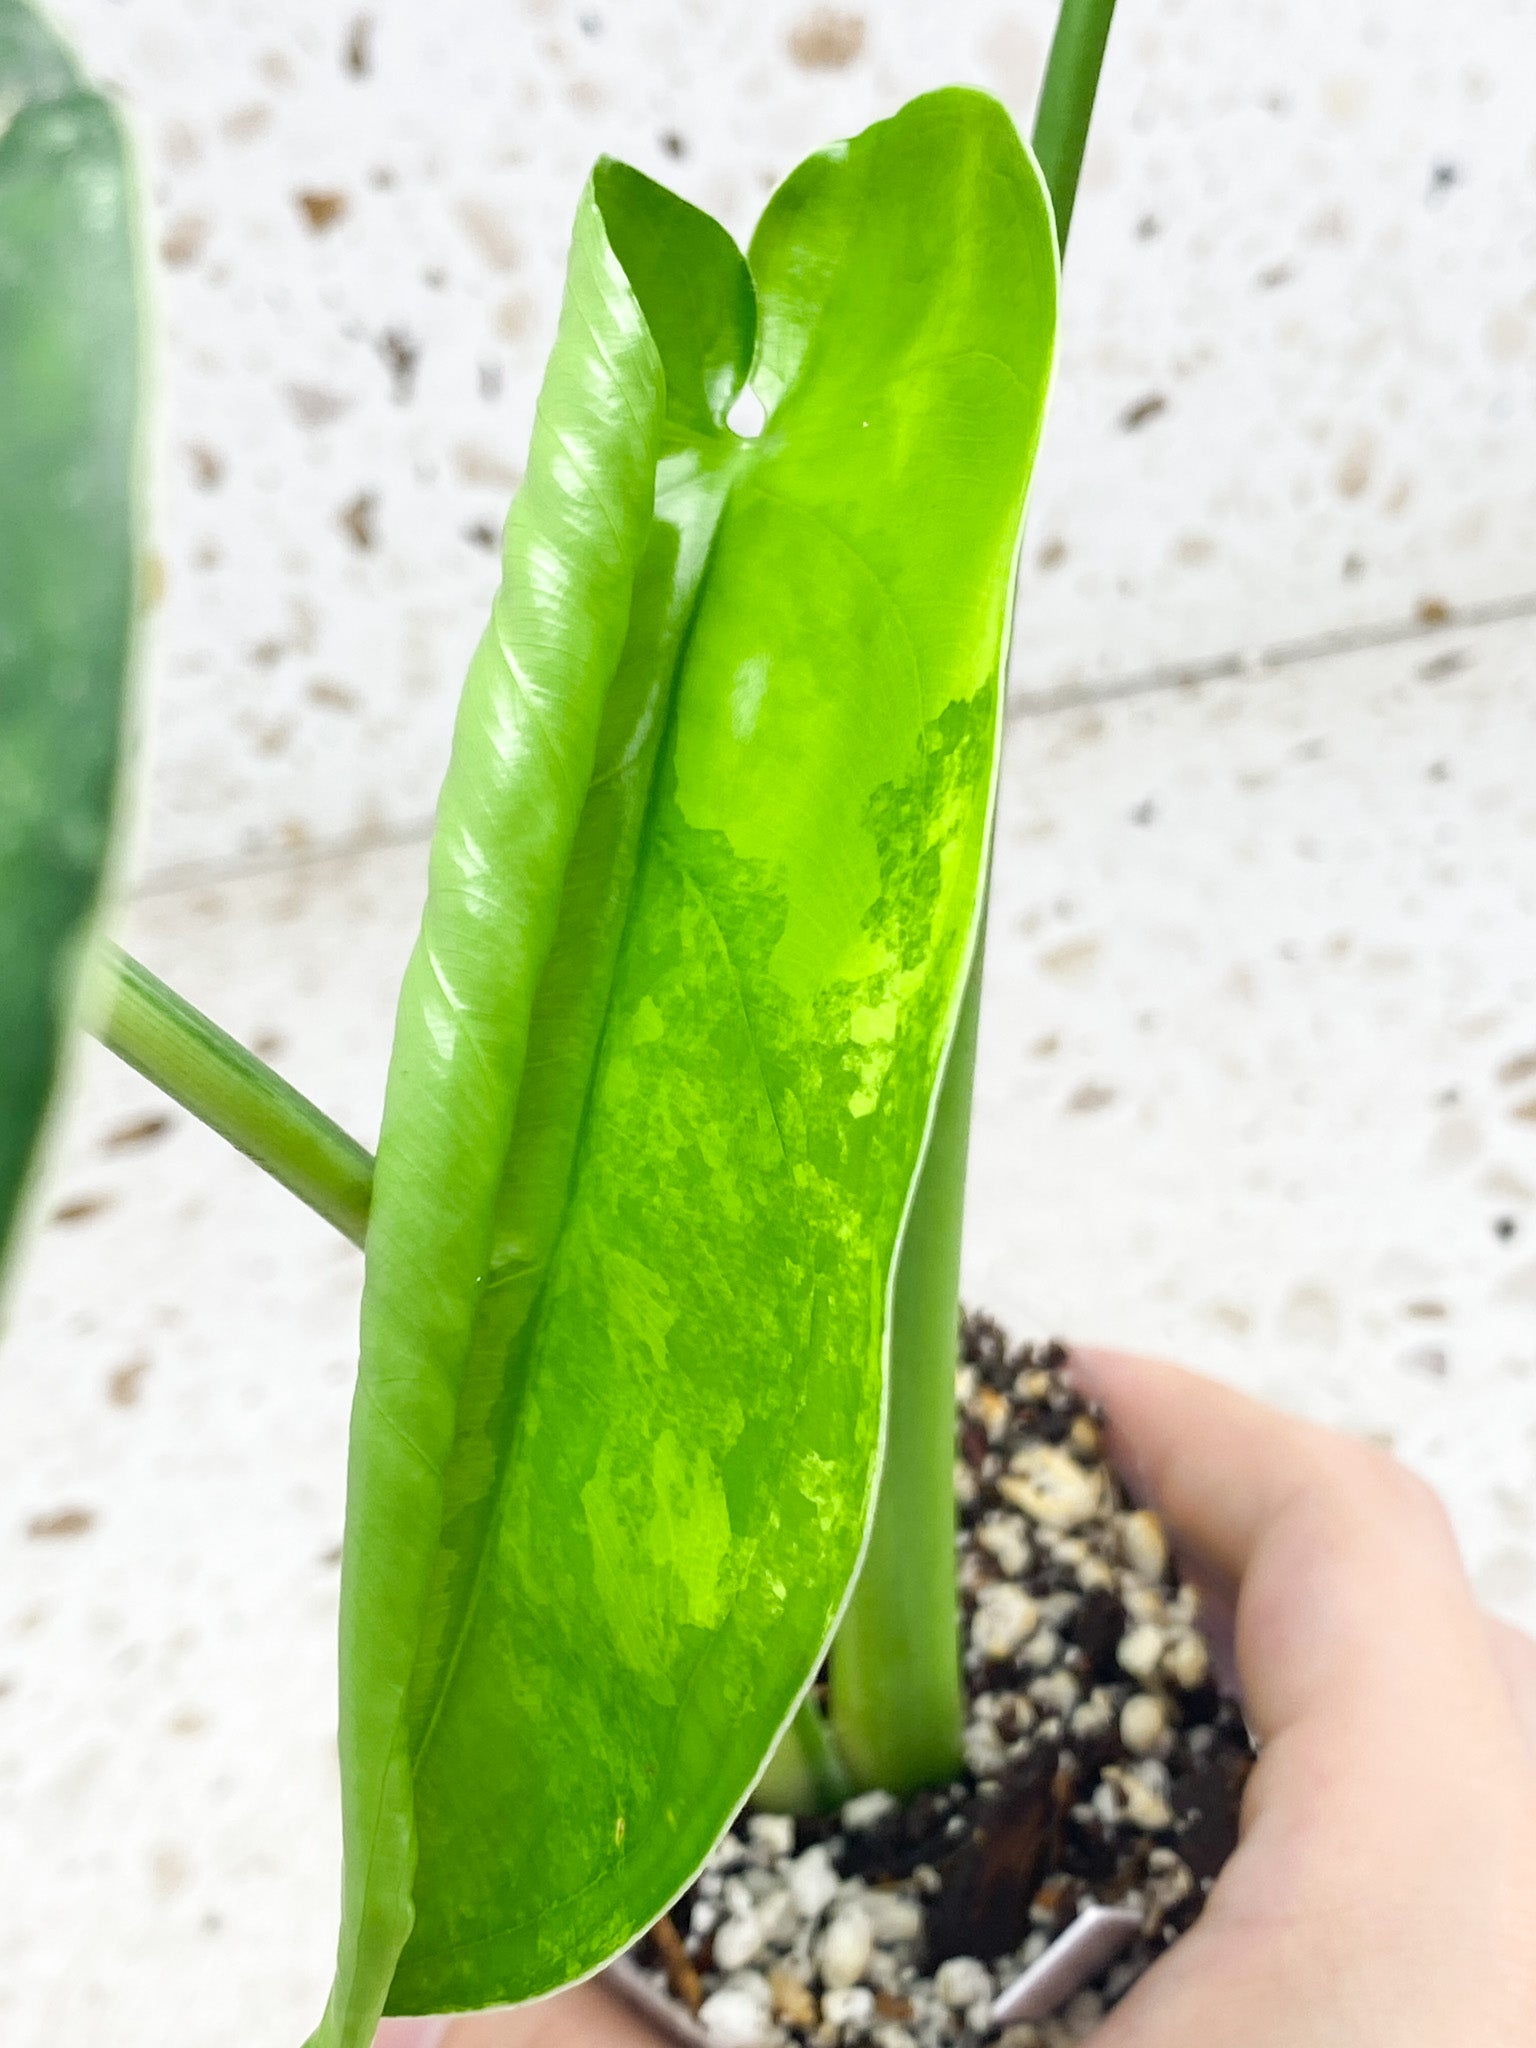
[0, 1, 137, 1284]
[315, 88, 1057, 2045]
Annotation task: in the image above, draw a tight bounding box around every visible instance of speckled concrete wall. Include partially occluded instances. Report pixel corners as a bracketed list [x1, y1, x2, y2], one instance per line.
[43, 0, 1536, 881]
[2, 4, 1535, 2044]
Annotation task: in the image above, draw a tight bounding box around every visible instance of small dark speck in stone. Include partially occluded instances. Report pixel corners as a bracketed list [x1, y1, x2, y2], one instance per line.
[1427, 161, 1459, 199]
[297, 190, 348, 233]
[1494, 1216, 1518, 1240]
[1256, 261, 1292, 288]
[188, 443, 224, 489]
[1402, 1345, 1450, 1379]
[1416, 595, 1452, 627]
[108, 1358, 151, 1408]
[579, 12, 604, 33]
[1426, 760, 1450, 783]
[1135, 213, 1159, 239]
[1067, 1081, 1116, 1115]
[103, 1114, 170, 1150]
[344, 16, 372, 75]
[28, 1507, 96, 1540]
[479, 362, 503, 400]
[160, 215, 208, 267]
[659, 130, 686, 159]
[52, 1193, 113, 1225]
[378, 329, 420, 402]
[466, 521, 499, 551]
[788, 10, 866, 70]
[308, 679, 359, 711]
[1130, 799, 1156, 826]
[340, 492, 378, 550]
[1418, 648, 1468, 681]
[1120, 393, 1167, 431]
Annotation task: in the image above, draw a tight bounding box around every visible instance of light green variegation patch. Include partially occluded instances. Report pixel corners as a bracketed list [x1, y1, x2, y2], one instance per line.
[314, 89, 1057, 2047]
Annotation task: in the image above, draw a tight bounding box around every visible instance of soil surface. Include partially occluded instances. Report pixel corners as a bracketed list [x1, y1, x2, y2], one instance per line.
[632, 1318, 1254, 2047]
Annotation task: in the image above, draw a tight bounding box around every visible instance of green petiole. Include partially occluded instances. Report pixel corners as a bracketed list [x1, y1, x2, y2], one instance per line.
[89, 941, 374, 1249]
[824, 0, 1118, 1797]
[1031, 0, 1120, 249]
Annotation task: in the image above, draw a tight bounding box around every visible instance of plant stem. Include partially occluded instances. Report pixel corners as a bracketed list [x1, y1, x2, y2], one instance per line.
[754, 1693, 854, 1815]
[829, 955, 981, 1793]
[1031, 0, 1119, 250]
[825, 0, 1119, 1797]
[89, 942, 374, 1248]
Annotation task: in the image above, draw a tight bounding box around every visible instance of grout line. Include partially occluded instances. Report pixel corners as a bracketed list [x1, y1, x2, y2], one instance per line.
[130, 811, 438, 901]
[1005, 587, 1536, 723]
[128, 588, 1536, 902]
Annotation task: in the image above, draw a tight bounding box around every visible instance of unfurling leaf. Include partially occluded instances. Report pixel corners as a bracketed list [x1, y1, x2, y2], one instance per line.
[316, 87, 1057, 2046]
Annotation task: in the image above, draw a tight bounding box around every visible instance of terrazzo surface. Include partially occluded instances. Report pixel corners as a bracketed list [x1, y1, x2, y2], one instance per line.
[5, 1, 1536, 2041]
[2, 617, 1533, 2046]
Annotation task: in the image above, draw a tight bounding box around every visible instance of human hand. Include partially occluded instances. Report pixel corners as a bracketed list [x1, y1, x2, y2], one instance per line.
[377, 1352, 1536, 2048]
[373, 1982, 661, 2048]
[1069, 1346, 1536, 2046]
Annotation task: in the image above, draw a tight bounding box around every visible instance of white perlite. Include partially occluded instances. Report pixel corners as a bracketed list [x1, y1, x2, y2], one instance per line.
[1117, 1509, 1170, 1581]
[1000, 1444, 1103, 1528]
[698, 1984, 778, 2046]
[1164, 1629, 1212, 1691]
[863, 1890, 924, 1944]
[785, 1843, 840, 1922]
[933, 1955, 993, 2009]
[822, 1985, 877, 2028]
[971, 1581, 1040, 1661]
[1117, 1622, 1166, 1682]
[1119, 1693, 1169, 1756]
[841, 1789, 899, 1832]
[816, 1905, 873, 1989]
[713, 1910, 765, 1972]
[976, 1512, 1031, 1578]
[748, 1812, 796, 1860]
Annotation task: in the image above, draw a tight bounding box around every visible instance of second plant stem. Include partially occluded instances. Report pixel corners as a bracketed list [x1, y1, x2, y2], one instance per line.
[828, 956, 982, 1792]
[91, 942, 373, 1248]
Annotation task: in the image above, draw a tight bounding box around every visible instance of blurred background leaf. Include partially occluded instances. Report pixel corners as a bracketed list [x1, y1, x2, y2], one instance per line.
[0, 0, 139, 1285]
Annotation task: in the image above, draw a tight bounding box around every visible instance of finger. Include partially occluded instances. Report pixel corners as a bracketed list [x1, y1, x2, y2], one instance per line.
[1066, 1348, 1518, 1763]
[441, 1984, 667, 2047]
[1488, 1613, 1536, 1756]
